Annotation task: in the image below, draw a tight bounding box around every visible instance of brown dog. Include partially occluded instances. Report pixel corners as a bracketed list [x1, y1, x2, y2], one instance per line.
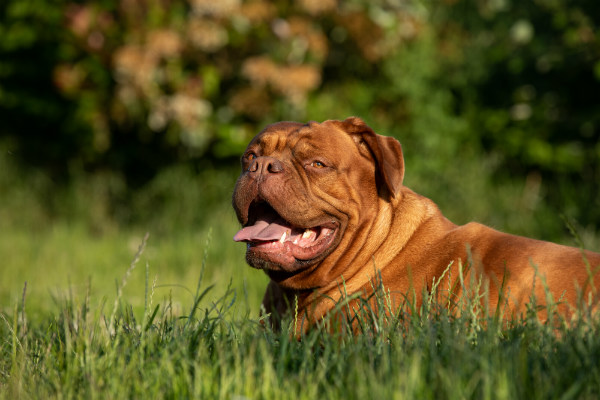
[232, 117, 600, 331]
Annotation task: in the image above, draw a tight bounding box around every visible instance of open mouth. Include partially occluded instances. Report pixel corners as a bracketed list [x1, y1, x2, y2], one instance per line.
[233, 200, 338, 270]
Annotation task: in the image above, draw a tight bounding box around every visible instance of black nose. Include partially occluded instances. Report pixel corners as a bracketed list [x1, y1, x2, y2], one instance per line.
[248, 156, 284, 175]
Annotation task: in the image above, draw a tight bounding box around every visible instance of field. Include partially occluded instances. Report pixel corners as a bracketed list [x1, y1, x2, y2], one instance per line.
[2, 155, 600, 399]
[2, 231, 600, 399]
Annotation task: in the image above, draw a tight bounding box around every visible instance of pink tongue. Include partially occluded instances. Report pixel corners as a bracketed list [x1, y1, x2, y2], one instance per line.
[233, 218, 290, 242]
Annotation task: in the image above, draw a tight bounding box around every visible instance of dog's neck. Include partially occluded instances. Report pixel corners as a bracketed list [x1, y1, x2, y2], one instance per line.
[274, 187, 451, 323]
[324, 187, 445, 291]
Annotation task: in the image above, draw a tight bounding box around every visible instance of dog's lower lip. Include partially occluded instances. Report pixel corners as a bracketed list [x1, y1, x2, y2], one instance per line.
[246, 223, 337, 254]
[244, 222, 339, 270]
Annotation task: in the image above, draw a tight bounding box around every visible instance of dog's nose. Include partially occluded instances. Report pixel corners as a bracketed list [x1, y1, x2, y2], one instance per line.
[248, 156, 284, 175]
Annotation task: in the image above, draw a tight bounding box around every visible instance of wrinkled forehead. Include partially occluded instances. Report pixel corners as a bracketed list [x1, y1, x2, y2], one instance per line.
[248, 120, 353, 153]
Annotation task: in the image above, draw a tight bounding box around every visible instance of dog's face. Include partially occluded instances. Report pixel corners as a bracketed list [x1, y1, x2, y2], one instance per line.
[232, 117, 404, 285]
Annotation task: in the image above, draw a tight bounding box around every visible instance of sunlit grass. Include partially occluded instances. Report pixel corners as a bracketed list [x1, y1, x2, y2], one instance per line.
[2, 242, 600, 399]
[0, 157, 268, 322]
[0, 215, 267, 325]
[1, 146, 599, 398]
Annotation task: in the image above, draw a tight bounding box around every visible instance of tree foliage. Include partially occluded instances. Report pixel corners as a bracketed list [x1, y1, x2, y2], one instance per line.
[0, 0, 598, 225]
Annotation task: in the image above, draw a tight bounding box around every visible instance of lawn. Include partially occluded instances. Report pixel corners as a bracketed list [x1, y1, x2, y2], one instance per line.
[1, 156, 599, 399]
[3, 240, 600, 398]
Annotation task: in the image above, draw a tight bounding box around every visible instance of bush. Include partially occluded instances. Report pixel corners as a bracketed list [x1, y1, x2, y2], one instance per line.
[1, 0, 598, 235]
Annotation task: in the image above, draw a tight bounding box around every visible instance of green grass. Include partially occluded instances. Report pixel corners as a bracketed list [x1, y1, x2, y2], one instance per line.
[0, 156, 269, 323]
[2, 243, 600, 399]
[0, 220, 268, 325]
[1, 148, 600, 398]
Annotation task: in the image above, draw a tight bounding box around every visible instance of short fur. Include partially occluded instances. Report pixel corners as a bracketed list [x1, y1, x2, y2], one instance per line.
[232, 117, 600, 332]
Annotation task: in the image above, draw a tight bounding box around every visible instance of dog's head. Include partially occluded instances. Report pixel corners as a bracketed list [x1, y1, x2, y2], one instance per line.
[232, 117, 404, 287]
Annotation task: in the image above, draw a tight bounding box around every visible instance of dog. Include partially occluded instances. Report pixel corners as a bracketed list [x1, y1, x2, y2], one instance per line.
[232, 117, 600, 332]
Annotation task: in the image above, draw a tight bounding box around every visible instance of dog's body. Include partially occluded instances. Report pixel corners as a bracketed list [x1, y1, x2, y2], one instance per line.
[232, 117, 600, 330]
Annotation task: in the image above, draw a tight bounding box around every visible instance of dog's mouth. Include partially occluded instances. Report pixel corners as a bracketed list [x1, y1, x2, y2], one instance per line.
[233, 200, 339, 271]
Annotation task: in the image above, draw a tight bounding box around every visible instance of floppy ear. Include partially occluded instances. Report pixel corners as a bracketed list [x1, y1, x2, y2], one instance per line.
[332, 116, 405, 198]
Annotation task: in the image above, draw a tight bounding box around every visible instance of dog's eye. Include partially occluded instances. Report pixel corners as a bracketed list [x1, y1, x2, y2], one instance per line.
[311, 161, 325, 168]
[246, 153, 256, 161]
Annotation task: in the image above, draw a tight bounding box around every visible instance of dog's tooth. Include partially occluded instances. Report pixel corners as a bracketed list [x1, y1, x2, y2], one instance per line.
[302, 229, 312, 239]
[279, 231, 287, 243]
[293, 237, 299, 245]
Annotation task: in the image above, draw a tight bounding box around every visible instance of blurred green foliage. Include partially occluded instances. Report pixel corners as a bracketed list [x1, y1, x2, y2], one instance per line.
[0, 0, 599, 234]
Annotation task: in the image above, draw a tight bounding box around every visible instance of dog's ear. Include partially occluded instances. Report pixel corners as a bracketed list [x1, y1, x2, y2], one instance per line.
[332, 117, 405, 198]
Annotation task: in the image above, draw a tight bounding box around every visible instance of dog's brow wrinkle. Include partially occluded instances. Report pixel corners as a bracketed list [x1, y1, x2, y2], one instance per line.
[276, 132, 287, 152]
[259, 133, 278, 155]
[296, 124, 313, 135]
